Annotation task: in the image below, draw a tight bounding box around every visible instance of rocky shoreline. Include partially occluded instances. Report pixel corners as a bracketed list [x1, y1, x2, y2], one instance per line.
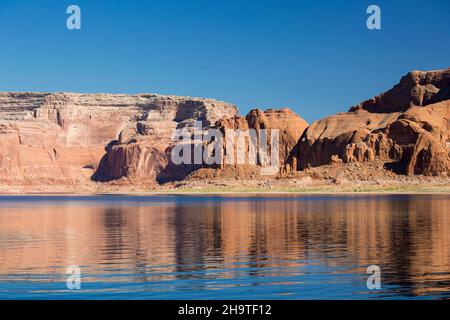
[2, 162, 449, 194]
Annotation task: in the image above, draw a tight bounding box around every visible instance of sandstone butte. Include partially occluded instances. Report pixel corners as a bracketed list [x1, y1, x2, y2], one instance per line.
[0, 68, 449, 193]
[290, 68, 450, 176]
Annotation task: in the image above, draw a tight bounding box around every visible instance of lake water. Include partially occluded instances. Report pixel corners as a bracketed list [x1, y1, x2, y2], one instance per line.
[0, 194, 449, 300]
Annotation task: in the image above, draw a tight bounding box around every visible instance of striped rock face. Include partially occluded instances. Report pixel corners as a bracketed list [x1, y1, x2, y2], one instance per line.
[0, 92, 237, 190]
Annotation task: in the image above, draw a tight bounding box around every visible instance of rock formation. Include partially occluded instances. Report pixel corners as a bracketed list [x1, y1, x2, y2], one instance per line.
[293, 69, 450, 176]
[350, 69, 450, 113]
[1, 68, 448, 193]
[216, 108, 308, 174]
[0, 92, 237, 187]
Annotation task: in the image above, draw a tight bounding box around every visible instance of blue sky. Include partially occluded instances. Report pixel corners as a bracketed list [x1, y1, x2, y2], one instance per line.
[0, 0, 448, 122]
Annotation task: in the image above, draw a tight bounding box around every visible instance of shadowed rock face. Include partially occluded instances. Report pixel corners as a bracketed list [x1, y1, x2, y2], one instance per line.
[0, 92, 237, 186]
[294, 69, 450, 176]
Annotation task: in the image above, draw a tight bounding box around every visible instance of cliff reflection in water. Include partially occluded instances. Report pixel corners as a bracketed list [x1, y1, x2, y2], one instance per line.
[0, 195, 449, 299]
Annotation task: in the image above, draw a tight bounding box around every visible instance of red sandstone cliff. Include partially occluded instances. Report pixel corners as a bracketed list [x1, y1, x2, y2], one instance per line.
[292, 69, 450, 176]
[216, 108, 308, 174]
[0, 93, 237, 189]
[0, 68, 449, 193]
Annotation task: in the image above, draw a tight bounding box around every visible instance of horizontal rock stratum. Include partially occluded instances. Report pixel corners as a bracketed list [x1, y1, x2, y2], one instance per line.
[0, 92, 237, 188]
[0, 68, 449, 192]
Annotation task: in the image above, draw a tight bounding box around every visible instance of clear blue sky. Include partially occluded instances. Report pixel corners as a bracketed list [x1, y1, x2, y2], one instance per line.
[0, 0, 448, 122]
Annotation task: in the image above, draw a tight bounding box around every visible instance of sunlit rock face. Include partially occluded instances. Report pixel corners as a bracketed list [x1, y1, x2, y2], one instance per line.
[293, 69, 450, 176]
[1, 68, 448, 192]
[0, 92, 237, 188]
[215, 108, 309, 175]
[93, 96, 238, 183]
[351, 69, 450, 113]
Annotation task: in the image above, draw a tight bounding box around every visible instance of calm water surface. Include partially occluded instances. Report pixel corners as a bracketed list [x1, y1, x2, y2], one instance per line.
[0, 194, 449, 299]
